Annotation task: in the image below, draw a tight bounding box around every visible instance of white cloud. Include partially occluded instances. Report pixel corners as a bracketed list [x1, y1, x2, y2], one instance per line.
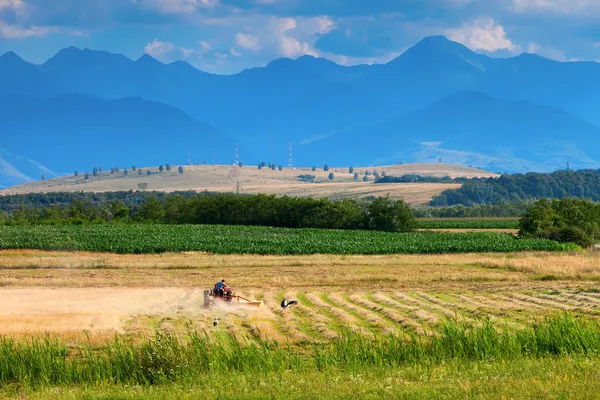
[235, 33, 260, 51]
[135, 0, 219, 15]
[278, 35, 318, 57]
[446, 18, 519, 53]
[199, 40, 211, 51]
[526, 41, 567, 61]
[0, 22, 57, 38]
[511, 0, 600, 15]
[144, 39, 178, 59]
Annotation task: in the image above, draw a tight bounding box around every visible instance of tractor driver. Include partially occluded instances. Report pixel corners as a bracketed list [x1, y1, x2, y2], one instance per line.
[214, 279, 226, 297]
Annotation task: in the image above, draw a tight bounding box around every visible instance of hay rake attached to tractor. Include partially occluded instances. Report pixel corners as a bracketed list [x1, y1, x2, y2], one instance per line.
[203, 285, 263, 308]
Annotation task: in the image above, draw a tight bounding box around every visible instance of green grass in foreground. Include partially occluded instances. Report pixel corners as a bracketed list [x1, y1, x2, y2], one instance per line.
[14, 357, 600, 399]
[417, 218, 519, 230]
[0, 314, 598, 389]
[0, 225, 576, 254]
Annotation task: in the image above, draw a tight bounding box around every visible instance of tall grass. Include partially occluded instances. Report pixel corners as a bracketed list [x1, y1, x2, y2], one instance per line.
[1, 314, 599, 387]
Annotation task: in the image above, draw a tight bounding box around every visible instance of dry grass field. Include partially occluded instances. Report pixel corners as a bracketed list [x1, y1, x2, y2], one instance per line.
[1, 250, 598, 345]
[0, 163, 495, 203]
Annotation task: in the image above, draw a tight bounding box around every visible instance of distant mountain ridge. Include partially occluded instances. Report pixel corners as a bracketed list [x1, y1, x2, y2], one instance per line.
[0, 95, 238, 187]
[1, 35, 600, 186]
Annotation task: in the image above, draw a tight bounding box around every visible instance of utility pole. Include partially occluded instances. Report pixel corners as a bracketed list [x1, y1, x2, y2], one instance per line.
[235, 144, 239, 166]
[288, 142, 293, 168]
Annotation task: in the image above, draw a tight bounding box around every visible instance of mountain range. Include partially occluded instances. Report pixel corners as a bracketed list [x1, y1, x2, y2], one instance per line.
[1, 35, 600, 187]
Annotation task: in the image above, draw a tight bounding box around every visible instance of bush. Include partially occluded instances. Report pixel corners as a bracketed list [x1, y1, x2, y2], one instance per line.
[328, 172, 334, 180]
[548, 227, 593, 248]
[363, 176, 369, 182]
[349, 167, 354, 174]
[299, 175, 315, 182]
[159, 165, 165, 172]
[519, 198, 600, 248]
[324, 165, 329, 172]
[178, 166, 184, 174]
[366, 196, 416, 232]
[312, 166, 316, 172]
[354, 173, 359, 180]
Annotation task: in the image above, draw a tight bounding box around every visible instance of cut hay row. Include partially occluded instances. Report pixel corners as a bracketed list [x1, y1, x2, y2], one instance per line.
[369, 294, 436, 334]
[356, 294, 428, 336]
[328, 293, 394, 335]
[509, 293, 574, 312]
[392, 292, 464, 322]
[304, 293, 365, 336]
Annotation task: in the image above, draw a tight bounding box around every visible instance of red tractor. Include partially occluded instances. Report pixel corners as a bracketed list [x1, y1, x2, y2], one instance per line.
[203, 284, 263, 308]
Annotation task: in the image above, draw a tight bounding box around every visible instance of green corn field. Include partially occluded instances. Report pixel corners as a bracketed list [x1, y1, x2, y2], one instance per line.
[0, 225, 577, 254]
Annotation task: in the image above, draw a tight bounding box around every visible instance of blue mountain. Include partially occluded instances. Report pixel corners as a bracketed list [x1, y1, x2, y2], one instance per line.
[0, 95, 238, 187]
[2, 35, 600, 182]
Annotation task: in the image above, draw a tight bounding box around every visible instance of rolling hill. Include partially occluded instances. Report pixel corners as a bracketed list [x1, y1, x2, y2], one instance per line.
[0, 163, 496, 204]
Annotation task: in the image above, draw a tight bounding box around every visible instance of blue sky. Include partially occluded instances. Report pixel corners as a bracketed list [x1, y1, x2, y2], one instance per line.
[1, 0, 600, 74]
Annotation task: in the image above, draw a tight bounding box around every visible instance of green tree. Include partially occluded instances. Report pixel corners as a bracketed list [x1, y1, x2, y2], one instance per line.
[366, 196, 415, 232]
[93, 167, 99, 177]
[349, 167, 354, 174]
[84, 172, 90, 180]
[312, 166, 316, 172]
[74, 170, 79, 177]
[159, 165, 165, 172]
[166, 164, 172, 172]
[124, 169, 129, 176]
[178, 166, 184, 174]
[132, 165, 137, 171]
[258, 164, 262, 170]
[138, 169, 143, 176]
[278, 165, 283, 171]
[108, 199, 129, 221]
[138, 195, 165, 223]
[239, 162, 243, 168]
[147, 170, 152, 176]
[354, 172, 359, 180]
[0, 210, 8, 225]
[324, 164, 330, 172]
[363, 175, 369, 182]
[328, 172, 335, 180]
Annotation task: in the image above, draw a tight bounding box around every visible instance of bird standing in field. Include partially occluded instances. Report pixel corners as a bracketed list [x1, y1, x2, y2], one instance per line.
[281, 299, 298, 309]
[213, 317, 219, 327]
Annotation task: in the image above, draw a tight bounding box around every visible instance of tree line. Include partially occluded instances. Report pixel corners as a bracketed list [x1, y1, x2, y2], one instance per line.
[431, 169, 600, 206]
[0, 193, 416, 233]
[376, 175, 469, 184]
[519, 197, 600, 248]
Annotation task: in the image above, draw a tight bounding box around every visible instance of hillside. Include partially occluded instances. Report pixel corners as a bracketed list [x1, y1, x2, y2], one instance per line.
[302, 92, 600, 172]
[0, 95, 237, 187]
[0, 163, 496, 204]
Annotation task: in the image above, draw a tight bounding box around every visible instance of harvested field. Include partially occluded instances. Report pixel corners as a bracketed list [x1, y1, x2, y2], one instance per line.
[1, 250, 599, 343]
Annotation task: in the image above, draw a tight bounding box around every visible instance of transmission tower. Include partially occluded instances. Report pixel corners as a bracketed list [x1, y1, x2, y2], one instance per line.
[235, 144, 239, 166]
[288, 142, 293, 168]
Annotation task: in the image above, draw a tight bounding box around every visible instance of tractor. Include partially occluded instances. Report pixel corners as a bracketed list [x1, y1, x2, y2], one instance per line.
[203, 285, 263, 308]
